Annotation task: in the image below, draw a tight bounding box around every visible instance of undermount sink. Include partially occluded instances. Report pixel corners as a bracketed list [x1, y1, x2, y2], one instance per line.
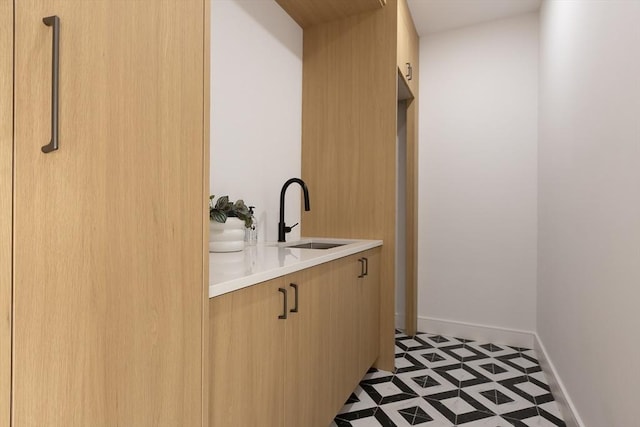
[285, 242, 347, 250]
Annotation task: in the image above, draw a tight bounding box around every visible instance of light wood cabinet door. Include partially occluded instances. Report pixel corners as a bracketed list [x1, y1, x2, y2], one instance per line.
[209, 278, 287, 427]
[329, 254, 364, 412]
[397, 0, 410, 73]
[0, 3, 12, 427]
[284, 266, 333, 427]
[329, 250, 382, 411]
[12, 2, 207, 426]
[397, 0, 419, 95]
[359, 248, 382, 370]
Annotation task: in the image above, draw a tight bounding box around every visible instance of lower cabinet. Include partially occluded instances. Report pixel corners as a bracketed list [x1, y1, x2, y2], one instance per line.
[285, 266, 333, 427]
[209, 247, 381, 427]
[329, 249, 381, 415]
[359, 249, 381, 372]
[209, 277, 286, 427]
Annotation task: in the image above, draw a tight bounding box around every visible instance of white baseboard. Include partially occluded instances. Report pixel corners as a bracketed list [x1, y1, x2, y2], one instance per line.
[413, 316, 536, 349]
[534, 333, 585, 427]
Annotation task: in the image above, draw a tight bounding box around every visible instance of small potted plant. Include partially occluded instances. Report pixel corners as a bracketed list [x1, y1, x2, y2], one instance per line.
[209, 195, 253, 252]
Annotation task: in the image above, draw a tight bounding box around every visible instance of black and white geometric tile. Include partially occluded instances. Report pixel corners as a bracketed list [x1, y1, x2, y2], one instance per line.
[331, 330, 566, 427]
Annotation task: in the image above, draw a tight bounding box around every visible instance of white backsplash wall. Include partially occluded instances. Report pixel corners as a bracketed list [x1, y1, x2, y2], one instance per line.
[538, 1, 640, 425]
[418, 13, 539, 335]
[211, 0, 303, 243]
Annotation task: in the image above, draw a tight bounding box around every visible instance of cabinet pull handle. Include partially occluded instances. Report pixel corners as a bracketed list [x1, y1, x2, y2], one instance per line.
[278, 288, 287, 319]
[42, 15, 60, 154]
[358, 258, 365, 278]
[290, 283, 299, 313]
[406, 62, 412, 81]
[363, 257, 369, 277]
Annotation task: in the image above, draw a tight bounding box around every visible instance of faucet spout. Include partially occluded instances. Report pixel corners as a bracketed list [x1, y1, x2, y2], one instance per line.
[278, 178, 311, 242]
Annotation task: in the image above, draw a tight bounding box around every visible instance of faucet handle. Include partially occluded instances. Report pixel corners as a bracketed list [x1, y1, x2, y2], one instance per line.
[284, 222, 299, 233]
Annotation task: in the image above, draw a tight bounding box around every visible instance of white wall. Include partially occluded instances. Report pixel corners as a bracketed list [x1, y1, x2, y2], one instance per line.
[418, 13, 539, 335]
[538, 1, 640, 425]
[211, 0, 303, 243]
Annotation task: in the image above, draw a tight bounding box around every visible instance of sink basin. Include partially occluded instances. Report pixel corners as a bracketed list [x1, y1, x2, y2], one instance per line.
[286, 242, 347, 250]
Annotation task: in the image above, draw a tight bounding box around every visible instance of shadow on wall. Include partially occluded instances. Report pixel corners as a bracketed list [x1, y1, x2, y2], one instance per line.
[232, 0, 302, 59]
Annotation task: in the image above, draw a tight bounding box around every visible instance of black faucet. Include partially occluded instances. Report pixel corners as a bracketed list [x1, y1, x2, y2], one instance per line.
[278, 178, 311, 242]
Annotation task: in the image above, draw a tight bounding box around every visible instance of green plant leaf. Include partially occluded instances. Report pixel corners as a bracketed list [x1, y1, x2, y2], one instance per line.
[211, 210, 227, 223]
[208, 195, 253, 227]
[233, 200, 249, 216]
[215, 195, 229, 210]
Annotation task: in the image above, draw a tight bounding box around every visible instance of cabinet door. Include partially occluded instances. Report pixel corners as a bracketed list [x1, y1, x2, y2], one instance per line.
[397, 0, 409, 72]
[329, 255, 363, 412]
[0, 2, 12, 426]
[209, 278, 286, 427]
[359, 248, 381, 370]
[284, 266, 333, 427]
[397, 0, 419, 95]
[13, 2, 206, 426]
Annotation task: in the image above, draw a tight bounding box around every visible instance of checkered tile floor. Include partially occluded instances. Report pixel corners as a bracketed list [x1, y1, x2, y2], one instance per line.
[331, 330, 566, 427]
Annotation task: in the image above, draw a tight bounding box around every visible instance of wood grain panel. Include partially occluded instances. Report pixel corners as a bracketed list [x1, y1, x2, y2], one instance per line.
[0, 2, 13, 426]
[404, 65, 419, 335]
[329, 255, 362, 412]
[209, 278, 286, 427]
[397, 0, 419, 335]
[397, 0, 409, 73]
[301, 2, 398, 370]
[285, 266, 333, 427]
[405, 96, 418, 336]
[13, 1, 205, 426]
[397, 0, 419, 95]
[360, 248, 381, 369]
[202, 2, 211, 427]
[275, 0, 385, 29]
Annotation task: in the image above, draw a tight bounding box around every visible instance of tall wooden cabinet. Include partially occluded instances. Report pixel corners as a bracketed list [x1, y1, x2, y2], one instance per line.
[397, 0, 420, 336]
[1, 2, 210, 426]
[0, 2, 13, 426]
[295, 0, 420, 369]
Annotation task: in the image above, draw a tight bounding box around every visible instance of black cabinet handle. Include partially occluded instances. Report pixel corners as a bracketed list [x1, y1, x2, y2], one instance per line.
[358, 258, 365, 278]
[363, 257, 369, 277]
[406, 62, 413, 81]
[290, 283, 299, 313]
[278, 288, 287, 319]
[42, 15, 60, 153]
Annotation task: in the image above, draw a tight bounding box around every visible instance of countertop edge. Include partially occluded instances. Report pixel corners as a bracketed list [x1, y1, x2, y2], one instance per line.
[209, 239, 383, 298]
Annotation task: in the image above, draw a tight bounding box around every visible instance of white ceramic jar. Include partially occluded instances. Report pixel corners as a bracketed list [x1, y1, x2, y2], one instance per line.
[209, 217, 245, 252]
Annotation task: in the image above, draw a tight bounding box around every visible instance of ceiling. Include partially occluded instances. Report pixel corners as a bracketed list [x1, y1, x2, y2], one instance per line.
[407, 0, 542, 36]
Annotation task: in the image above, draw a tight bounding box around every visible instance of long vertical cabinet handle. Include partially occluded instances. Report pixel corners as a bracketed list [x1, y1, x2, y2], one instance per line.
[358, 258, 365, 278]
[363, 257, 369, 277]
[289, 283, 299, 313]
[278, 288, 288, 319]
[41, 15, 60, 153]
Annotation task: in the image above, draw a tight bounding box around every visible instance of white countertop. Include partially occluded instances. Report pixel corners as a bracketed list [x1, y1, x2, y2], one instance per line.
[209, 237, 382, 298]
